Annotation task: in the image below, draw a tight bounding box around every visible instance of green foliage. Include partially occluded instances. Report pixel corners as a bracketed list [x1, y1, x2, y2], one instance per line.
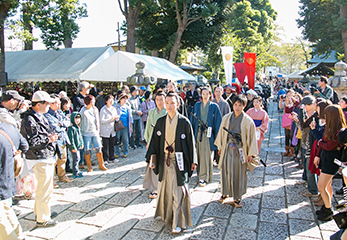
[202, 71, 213, 80]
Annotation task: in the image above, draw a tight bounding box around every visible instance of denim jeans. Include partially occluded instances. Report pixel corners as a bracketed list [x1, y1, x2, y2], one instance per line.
[130, 119, 141, 147]
[302, 147, 318, 194]
[115, 126, 129, 156]
[83, 136, 102, 151]
[70, 150, 80, 175]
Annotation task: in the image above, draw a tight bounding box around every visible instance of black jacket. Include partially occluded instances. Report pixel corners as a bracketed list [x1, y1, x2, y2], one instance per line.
[0, 123, 28, 200]
[20, 108, 57, 160]
[145, 113, 197, 186]
[185, 90, 199, 108]
[73, 93, 85, 112]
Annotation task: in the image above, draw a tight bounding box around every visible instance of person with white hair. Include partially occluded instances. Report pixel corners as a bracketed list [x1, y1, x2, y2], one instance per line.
[244, 89, 258, 112]
[73, 81, 90, 112]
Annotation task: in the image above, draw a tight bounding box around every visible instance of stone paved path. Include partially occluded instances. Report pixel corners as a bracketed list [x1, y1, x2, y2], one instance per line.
[15, 101, 342, 239]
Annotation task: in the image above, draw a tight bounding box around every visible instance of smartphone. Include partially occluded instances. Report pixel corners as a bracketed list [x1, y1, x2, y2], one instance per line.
[334, 158, 345, 167]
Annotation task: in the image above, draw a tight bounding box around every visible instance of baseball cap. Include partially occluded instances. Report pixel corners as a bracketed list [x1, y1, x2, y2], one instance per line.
[140, 86, 146, 91]
[130, 86, 138, 93]
[31, 91, 56, 103]
[2, 90, 25, 101]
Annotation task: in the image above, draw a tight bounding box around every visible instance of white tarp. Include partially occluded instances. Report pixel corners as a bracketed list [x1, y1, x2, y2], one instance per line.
[80, 51, 195, 82]
[6, 47, 115, 82]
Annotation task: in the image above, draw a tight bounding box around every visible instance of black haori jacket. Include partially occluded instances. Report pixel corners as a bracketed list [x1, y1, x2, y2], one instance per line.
[145, 113, 198, 186]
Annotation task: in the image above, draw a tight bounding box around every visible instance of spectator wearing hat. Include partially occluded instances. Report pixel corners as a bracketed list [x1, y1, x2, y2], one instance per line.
[44, 94, 73, 183]
[185, 83, 199, 115]
[114, 93, 133, 158]
[0, 90, 25, 127]
[20, 91, 59, 227]
[129, 86, 143, 149]
[139, 86, 146, 103]
[222, 85, 237, 111]
[0, 122, 28, 239]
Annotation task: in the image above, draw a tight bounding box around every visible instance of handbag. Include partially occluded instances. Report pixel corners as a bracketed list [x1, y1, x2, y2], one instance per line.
[296, 128, 302, 139]
[0, 129, 23, 178]
[114, 120, 125, 132]
[281, 113, 293, 129]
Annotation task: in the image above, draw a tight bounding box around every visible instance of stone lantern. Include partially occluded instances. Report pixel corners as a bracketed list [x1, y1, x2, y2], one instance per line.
[328, 61, 347, 97]
[127, 61, 156, 86]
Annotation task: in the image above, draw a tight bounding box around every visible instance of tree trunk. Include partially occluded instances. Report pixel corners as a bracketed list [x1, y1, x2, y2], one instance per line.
[0, 1, 12, 72]
[63, 38, 73, 48]
[151, 50, 158, 57]
[169, 27, 184, 63]
[340, 5, 347, 63]
[126, 14, 136, 53]
[23, 3, 33, 50]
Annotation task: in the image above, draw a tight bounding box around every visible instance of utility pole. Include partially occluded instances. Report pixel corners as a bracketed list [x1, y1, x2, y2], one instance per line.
[117, 22, 120, 51]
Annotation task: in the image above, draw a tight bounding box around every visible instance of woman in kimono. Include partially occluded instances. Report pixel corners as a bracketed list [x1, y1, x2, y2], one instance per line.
[190, 87, 222, 187]
[146, 92, 197, 233]
[143, 91, 167, 199]
[246, 96, 269, 154]
[215, 94, 258, 207]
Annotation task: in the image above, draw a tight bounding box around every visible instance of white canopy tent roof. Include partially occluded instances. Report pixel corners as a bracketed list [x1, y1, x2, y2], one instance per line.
[287, 70, 304, 81]
[80, 51, 195, 82]
[5, 47, 115, 82]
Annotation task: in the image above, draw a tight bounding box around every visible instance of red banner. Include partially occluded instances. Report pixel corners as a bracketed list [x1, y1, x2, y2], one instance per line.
[233, 62, 246, 85]
[244, 52, 257, 90]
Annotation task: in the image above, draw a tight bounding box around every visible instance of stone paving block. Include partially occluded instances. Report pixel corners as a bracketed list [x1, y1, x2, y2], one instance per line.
[203, 202, 232, 219]
[257, 222, 288, 240]
[51, 201, 74, 215]
[99, 170, 128, 180]
[156, 227, 192, 240]
[19, 218, 36, 233]
[265, 165, 283, 175]
[77, 204, 123, 227]
[321, 230, 338, 240]
[91, 182, 128, 199]
[191, 216, 228, 240]
[90, 214, 139, 240]
[127, 177, 145, 191]
[242, 186, 263, 199]
[105, 189, 141, 207]
[122, 229, 157, 240]
[191, 205, 206, 226]
[133, 215, 165, 232]
[233, 198, 260, 214]
[260, 208, 287, 224]
[69, 197, 106, 213]
[57, 187, 96, 203]
[122, 195, 155, 216]
[318, 218, 340, 232]
[286, 185, 310, 205]
[55, 223, 100, 240]
[289, 219, 321, 239]
[261, 195, 286, 209]
[54, 209, 86, 223]
[249, 168, 264, 178]
[26, 220, 70, 239]
[224, 227, 257, 240]
[84, 177, 112, 189]
[17, 199, 35, 210]
[247, 176, 263, 187]
[230, 212, 258, 230]
[190, 191, 214, 206]
[13, 205, 34, 219]
[194, 181, 219, 193]
[288, 204, 315, 221]
[115, 172, 141, 184]
[263, 185, 285, 197]
[264, 174, 285, 186]
[57, 179, 89, 189]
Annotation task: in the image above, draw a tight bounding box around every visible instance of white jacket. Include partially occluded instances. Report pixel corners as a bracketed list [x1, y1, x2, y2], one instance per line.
[99, 105, 118, 138]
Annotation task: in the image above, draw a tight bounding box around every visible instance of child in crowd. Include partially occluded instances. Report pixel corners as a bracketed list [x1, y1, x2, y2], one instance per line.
[67, 112, 84, 178]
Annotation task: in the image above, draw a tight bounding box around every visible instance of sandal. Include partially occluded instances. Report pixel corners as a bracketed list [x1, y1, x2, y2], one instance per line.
[233, 199, 242, 208]
[149, 192, 157, 199]
[219, 195, 227, 203]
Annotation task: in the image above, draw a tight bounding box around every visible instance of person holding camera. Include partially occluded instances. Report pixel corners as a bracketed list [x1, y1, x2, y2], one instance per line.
[0, 90, 25, 127]
[282, 89, 298, 157]
[20, 91, 59, 227]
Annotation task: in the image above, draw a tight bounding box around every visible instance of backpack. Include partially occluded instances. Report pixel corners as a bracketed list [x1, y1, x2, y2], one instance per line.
[331, 90, 339, 104]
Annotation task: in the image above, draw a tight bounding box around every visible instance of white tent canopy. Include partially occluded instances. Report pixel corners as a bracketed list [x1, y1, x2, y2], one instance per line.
[6, 47, 115, 82]
[80, 51, 195, 82]
[287, 70, 304, 81]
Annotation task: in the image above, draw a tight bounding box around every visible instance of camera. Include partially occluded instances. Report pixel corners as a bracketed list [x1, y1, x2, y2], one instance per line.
[280, 95, 286, 100]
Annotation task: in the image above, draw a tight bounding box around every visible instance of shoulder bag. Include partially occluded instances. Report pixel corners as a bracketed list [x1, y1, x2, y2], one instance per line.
[0, 129, 23, 178]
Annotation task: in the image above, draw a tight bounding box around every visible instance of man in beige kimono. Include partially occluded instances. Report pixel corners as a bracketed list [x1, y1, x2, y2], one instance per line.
[146, 92, 197, 233]
[214, 94, 258, 207]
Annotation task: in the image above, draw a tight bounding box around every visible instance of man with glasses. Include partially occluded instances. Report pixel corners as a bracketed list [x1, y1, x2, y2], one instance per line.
[21, 91, 59, 228]
[45, 94, 73, 183]
[0, 90, 24, 127]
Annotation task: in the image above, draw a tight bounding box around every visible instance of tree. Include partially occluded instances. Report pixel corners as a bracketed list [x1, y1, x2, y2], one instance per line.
[0, 0, 19, 72]
[118, 0, 144, 53]
[34, 0, 87, 49]
[296, 0, 347, 61]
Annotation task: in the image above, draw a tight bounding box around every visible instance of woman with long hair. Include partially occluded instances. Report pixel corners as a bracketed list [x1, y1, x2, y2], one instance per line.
[190, 87, 222, 187]
[314, 105, 347, 221]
